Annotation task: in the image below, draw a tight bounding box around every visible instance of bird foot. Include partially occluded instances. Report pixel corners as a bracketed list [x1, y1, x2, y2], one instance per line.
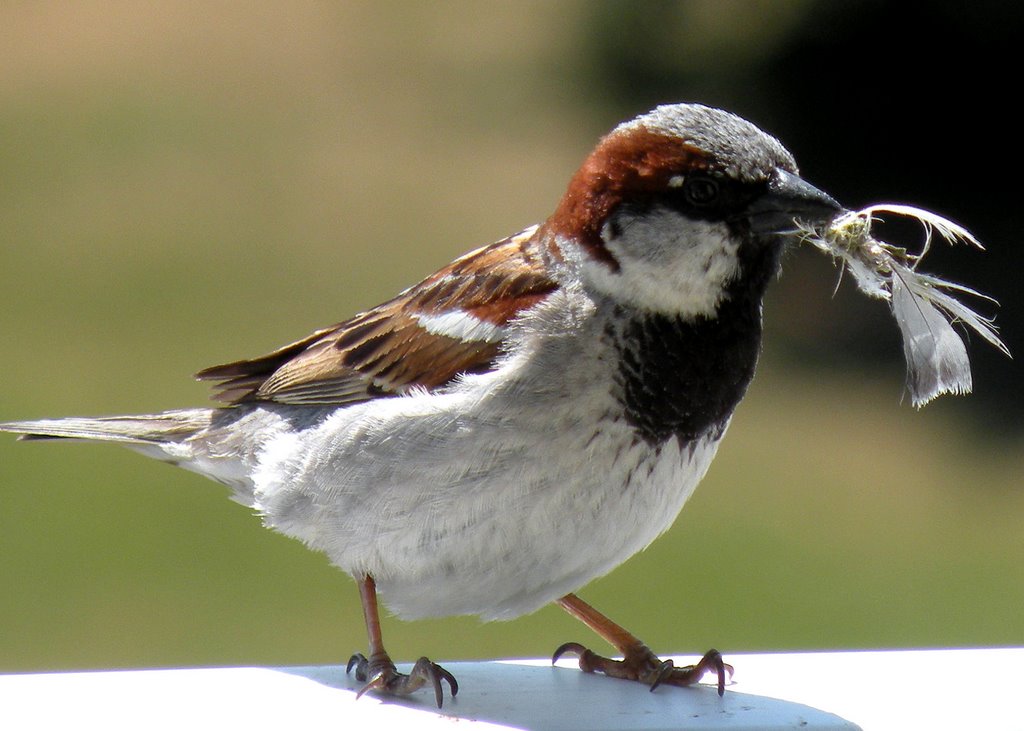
[552, 642, 732, 696]
[346, 652, 458, 708]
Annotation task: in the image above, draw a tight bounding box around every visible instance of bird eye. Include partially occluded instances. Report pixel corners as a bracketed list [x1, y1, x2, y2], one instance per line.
[682, 176, 720, 207]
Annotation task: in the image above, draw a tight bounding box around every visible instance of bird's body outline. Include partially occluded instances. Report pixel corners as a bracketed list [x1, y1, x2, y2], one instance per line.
[1, 102, 847, 703]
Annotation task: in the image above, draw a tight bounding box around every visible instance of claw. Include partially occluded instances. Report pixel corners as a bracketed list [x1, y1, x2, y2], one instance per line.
[345, 651, 458, 708]
[552, 641, 732, 696]
[679, 648, 733, 697]
[410, 656, 459, 708]
[551, 641, 589, 665]
[346, 652, 368, 680]
[647, 659, 675, 692]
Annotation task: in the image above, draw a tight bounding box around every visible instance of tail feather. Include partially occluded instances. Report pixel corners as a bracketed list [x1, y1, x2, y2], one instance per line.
[0, 407, 261, 503]
[0, 409, 213, 444]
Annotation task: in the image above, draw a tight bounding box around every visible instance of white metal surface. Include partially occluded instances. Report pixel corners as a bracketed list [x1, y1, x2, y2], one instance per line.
[1, 648, 1021, 730]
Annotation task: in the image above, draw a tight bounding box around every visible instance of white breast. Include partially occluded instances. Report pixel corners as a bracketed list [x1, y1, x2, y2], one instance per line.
[245, 287, 725, 621]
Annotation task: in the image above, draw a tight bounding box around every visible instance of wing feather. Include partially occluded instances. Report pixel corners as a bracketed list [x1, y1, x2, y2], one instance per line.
[196, 226, 556, 405]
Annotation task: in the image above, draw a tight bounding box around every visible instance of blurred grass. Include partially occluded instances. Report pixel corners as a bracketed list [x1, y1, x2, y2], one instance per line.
[1, 2, 1021, 673]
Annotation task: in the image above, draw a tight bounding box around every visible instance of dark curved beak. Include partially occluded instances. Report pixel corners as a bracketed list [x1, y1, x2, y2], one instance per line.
[746, 168, 842, 234]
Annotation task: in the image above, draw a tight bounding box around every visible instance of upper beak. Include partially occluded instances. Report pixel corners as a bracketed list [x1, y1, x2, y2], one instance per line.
[746, 168, 842, 234]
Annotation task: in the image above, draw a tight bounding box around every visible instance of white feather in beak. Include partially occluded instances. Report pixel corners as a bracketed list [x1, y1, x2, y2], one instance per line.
[800, 204, 1010, 407]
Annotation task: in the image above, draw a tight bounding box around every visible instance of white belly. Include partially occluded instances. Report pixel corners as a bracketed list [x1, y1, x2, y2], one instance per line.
[243, 291, 726, 620]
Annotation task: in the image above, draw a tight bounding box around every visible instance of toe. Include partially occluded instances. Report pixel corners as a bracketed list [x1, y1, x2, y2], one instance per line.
[409, 657, 458, 709]
[345, 653, 369, 682]
[347, 654, 457, 709]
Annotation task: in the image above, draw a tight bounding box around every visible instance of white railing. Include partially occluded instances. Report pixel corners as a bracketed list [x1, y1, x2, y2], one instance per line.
[1, 648, 1021, 730]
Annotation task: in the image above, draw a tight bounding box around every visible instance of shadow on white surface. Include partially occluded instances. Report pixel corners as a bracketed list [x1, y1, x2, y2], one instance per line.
[281, 659, 859, 730]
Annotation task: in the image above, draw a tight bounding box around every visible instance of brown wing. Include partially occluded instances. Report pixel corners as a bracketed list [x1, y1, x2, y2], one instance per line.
[195, 226, 557, 405]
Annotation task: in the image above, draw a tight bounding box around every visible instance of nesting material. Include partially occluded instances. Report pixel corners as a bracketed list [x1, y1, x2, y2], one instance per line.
[799, 204, 1009, 407]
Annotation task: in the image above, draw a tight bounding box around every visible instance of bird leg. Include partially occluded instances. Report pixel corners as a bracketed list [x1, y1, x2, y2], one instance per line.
[551, 593, 732, 696]
[346, 574, 458, 708]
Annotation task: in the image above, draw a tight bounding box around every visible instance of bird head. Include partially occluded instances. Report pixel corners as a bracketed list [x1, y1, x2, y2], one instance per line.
[543, 103, 841, 317]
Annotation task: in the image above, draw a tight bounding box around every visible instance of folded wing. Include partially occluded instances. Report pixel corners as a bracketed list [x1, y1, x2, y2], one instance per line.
[196, 226, 557, 405]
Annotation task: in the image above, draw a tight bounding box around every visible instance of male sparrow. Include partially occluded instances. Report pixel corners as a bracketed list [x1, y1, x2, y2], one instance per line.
[1, 103, 841, 707]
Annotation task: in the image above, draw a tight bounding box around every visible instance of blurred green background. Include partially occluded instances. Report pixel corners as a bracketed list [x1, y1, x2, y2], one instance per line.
[1, 2, 1021, 673]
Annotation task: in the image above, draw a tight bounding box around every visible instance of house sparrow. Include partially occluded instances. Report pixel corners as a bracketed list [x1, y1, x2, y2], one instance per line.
[0, 103, 841, 708]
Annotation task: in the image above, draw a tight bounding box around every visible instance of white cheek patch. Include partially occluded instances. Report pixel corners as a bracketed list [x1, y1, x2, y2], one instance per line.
[579, 209, 741, 317]
[413, 310, 506, 343]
